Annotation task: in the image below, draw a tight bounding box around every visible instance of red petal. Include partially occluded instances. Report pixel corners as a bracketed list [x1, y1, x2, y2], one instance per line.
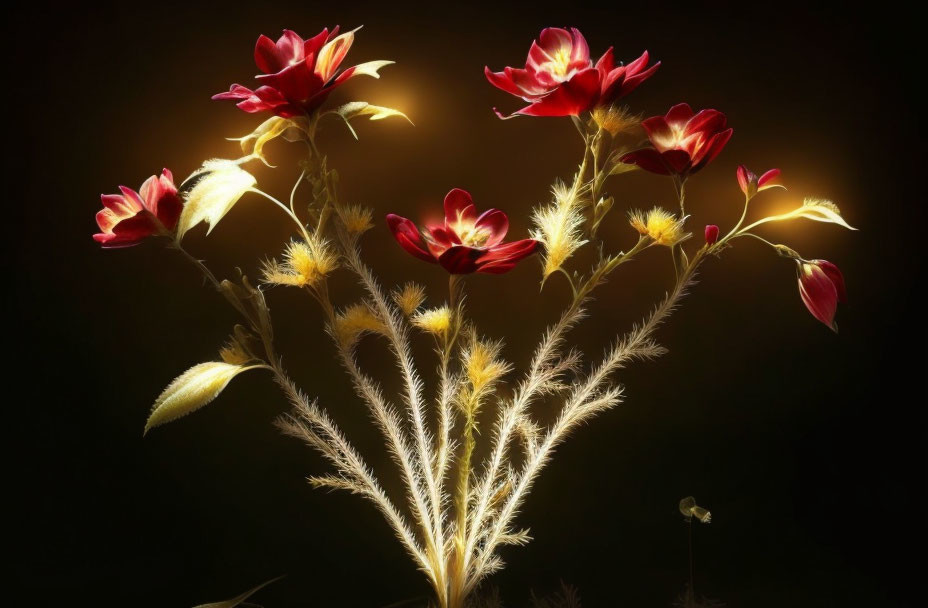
[595, 47, 615, 73]
[386, 214, 436, 264]
[621, 149, 671, 175]
[568, 27, 590, 64]
[798, 263, 839, 331]
[155, 190, 183, 230]
[256, 60, 321, 104]
[100, 193, 136, 217]
[95, 208, 119, 233]
[117, 186, 145, 212]
[641, 116, 672, 147]
[485, 66, 548, 98]
[757, 168, 782, 189]
[475, 209, 509, 247]
[428, 224, 461, 248]
[736, 165, 753, 194]
[276, 30, 305, 65]
[813, 260, 847, 303]
[537, 27, 573, 56]
[624, 50, 651, 75]
[96, 210, 159, 248]
[443, 188, 477, 224]
[526, 40, 553, 72]
[664, 103, 695, 126]
[507, 67, 550, 97]
[212, 84, 256, 101]
[704, 224, 720, 245]
[685, 109, 727, 137]
[662, 149, 693, 174]
[138, 174, 163, 212]
[303, 27, 331, 58]
[476, 239, 539, 273]
[437, 245, 482, 274]
[690, 129, 733, 172]
[516, 68, 600, 117]
[614, 61, 659, 98]
[254, 35, 284, 74]
[599, 64, 628, 98]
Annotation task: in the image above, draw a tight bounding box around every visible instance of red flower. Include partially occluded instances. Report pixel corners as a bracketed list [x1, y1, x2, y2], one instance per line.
[213, 27, 390, 118]
[704, 224, 719, 245]
[797, 259, 847, 332]
[94, 169, 182, 248]
[736, 165, 783, 197]
[485, 27, 659, 118]
[386, 189, 538, 274]
[622, 103, 733, 176]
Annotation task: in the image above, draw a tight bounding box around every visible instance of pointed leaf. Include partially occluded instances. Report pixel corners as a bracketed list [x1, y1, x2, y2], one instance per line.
[228, 117, 307, 166]
[191, 576, 284, 608]
[327, 102, 412, 139]
[742, 197, 856, 232]
[177, 160, 257, 240]
[348, 59, 394, 79]
[144, 361, 261, 434]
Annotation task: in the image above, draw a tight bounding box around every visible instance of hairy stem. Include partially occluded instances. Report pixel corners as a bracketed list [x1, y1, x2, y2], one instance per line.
[467, 250, 704, 592]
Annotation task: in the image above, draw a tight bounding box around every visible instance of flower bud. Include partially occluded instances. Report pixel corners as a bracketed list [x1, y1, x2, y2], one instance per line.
[704, 224, 719, 245]
[797, 259, 847, 332]
[736, 165, 783, 197]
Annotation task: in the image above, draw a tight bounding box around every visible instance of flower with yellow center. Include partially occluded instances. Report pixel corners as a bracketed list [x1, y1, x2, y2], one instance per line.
[628, 207, 687, 246]
[386, 188, 538, 275]
[448, 212, 493, 247]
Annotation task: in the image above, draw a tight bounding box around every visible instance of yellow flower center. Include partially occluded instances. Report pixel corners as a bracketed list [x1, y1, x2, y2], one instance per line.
[451, 212, 491, 247]
[552, 47, 572, 77]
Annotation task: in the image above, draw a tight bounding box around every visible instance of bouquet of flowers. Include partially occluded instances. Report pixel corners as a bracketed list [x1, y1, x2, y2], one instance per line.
[93, 25, 854, 607]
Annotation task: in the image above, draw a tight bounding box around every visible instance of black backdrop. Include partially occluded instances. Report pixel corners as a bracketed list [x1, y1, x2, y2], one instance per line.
[9, 1, 924, 606]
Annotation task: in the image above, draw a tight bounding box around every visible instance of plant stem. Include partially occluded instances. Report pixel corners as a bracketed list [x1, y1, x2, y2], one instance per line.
[248, 188, 312, 242]
[688, 518, 696, 604]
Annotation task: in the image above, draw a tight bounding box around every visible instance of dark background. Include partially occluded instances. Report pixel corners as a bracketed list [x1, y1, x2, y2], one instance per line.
[8, 1, 924, 606]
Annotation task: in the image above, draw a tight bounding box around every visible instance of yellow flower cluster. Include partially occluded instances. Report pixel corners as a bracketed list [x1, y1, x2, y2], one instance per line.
[412, 306, 452, 336]
[463, 338, 510, 394]
[334, 303, 386, 347]
[629, 207, 687, 246]
[338, 204, 375, 235]
[532, 180, 588, 280]
[591, 104, 641, 137]
[219, 337, 251, 365]
[393, 282, 426, 316]
[262, 238, 339, 288]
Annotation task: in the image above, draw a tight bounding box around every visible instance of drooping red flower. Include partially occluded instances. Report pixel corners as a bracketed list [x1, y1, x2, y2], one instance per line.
[622, 103, 733, 176]
[213, 27, 391, 118]
[704, 224, 719, 245]
[386, 189, 538, 274]
[485, 27, 659, 118]
[94, 169, 182, 248]
[736, 165, 783, 197]
[797, 259, 847, 332]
